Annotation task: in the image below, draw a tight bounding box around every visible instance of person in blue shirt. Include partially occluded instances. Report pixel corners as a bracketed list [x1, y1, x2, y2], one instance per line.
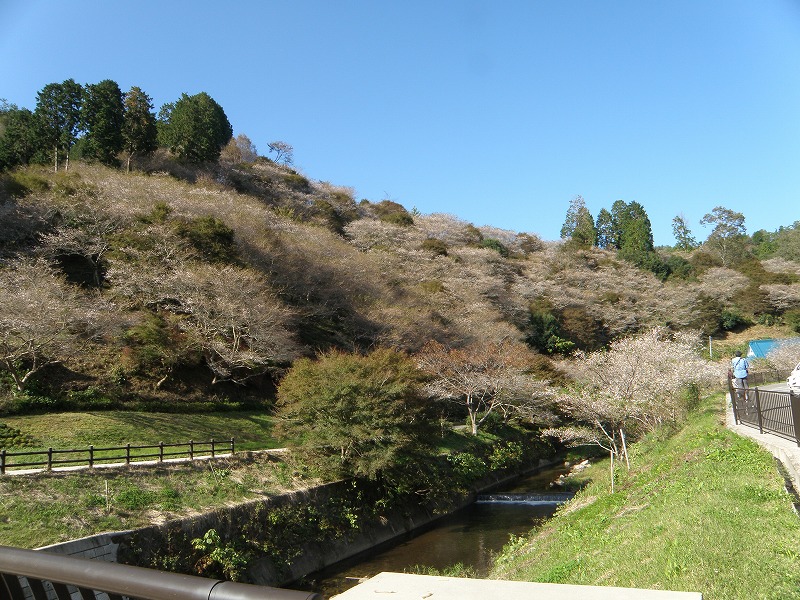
[731, 351, 750, 404]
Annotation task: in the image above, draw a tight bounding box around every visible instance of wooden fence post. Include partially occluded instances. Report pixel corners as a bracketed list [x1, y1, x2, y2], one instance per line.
[47, 448, 53, 471]
[211, 439, 215, 458]
[230, 438, 235, 455]
[126, 443, 131, 465]
[89, 445, 94, 468]
[1, 449, 5, 475]
[159, 442, 164, 462]
[189, 440, 194, 461]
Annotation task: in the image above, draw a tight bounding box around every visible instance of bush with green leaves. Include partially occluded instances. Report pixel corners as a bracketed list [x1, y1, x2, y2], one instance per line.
[478, 238, 509, 257]
[420, 237, 448, 256]
[784, 309, 800, 334]
[174, 216, 237, 263]
[372, 200, 414, 226]
[275, 348, 436, 481]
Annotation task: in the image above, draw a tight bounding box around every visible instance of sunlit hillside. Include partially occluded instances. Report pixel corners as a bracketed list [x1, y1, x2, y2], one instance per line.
[1, 156, 799, 411]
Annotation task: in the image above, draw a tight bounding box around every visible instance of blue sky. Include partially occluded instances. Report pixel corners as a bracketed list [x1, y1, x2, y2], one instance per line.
[2, 1, 799, 246]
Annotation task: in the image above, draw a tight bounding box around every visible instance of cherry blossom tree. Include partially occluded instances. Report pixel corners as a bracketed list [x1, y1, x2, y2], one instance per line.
[416, 339, 555, 435]
[545, 327, 717, 484]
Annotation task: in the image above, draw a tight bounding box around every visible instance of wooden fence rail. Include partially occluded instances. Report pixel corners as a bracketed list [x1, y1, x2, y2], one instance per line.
[0, 438, 235, 475]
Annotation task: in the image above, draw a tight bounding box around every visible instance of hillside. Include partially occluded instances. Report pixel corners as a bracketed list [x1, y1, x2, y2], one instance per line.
[1, 157, 799, 411]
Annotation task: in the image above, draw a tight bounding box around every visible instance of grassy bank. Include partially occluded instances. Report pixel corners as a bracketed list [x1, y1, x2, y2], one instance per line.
[1, 410, 282, 452]
[490, 393, 800, 600]
[0, 453, 312, 549]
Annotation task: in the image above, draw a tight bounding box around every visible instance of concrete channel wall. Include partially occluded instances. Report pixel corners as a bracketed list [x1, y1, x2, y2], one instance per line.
[37, 459, 558, 587]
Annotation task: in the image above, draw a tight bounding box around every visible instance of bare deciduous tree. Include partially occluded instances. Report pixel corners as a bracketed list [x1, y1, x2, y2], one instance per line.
[108, 259, 300, 384]
[0, 259, 86, 391]
[38, 209, 122, 287]
[267, 140, 293, 166]
[417, 339, 555, 435]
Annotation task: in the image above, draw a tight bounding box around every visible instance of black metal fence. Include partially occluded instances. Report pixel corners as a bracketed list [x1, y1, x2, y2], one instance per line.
[0, 439, 235, 475]
[0, 544, 321, 600]
[728, 379, 800, 446]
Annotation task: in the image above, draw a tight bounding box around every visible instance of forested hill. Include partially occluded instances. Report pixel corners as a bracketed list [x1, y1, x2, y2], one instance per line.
[1, 155, 800, 411]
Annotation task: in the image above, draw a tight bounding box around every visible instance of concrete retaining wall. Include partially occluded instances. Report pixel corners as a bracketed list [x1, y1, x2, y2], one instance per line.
[37, 459, 557, 587]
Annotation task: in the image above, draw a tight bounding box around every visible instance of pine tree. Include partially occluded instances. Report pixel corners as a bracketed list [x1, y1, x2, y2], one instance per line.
[121, 86, 158, 172]
[82, 80, 125, 166]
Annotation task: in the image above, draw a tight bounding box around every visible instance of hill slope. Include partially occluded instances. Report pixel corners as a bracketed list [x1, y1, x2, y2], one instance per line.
[1, 159, 798, 410]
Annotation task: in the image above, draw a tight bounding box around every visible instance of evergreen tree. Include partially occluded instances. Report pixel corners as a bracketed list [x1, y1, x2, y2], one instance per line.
[121, 86, 158, 172]
[159, 92, 233, 163]
[671, 214, 698, 251]
[0, 101, 37, 170]
[618, 201, 654, 254]
[34, 79, 83, 171]
[560, 195, 596, 248]
[595, 208, 614, 249]
[82, 79, 125, 166]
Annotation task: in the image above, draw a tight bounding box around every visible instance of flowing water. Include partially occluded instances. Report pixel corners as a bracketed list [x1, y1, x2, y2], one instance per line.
[296, 463, 574, 597]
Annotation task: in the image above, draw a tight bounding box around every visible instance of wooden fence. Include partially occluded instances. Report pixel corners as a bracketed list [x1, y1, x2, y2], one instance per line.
[0, 438, 234, 475]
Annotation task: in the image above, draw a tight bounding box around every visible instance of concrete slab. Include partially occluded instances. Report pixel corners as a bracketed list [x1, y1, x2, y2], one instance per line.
[331, 573, 702, 600]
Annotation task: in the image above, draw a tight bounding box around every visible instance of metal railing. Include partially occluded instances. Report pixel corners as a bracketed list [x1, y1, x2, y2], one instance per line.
[728, 379, 800, 446]
[0, 439, 235, 475]
[0, 545, 322, 600]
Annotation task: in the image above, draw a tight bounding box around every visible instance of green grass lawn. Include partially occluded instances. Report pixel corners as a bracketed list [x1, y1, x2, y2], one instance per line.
[2, 410, 282, 452]
[0, 453, 307, 549]
[490, 393, 800, 600]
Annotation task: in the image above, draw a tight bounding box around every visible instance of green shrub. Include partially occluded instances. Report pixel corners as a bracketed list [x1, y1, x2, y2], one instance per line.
[489, 442, 525, 471]
[0, 422, 37, 447]
[191, 529, 251, 582]
[281, 172, 311, 192]
[479, 238, 509, 257]
[174, 216, 237, 262]
[372, 200, 414, 226]
[2, 171, 50, 197]
[784, 309, 800, 334]
[420, 238, 448, 256]
[720, 309, 749, 331]
[447, 451, 488, 482]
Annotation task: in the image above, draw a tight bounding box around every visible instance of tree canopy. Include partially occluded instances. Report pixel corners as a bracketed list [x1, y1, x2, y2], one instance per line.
[81, 79, 125, 166]
[121, 86, 158, 172]
[560, 195, 596, 248]
[274, 348, 434, 481]
[34, 79, 83, 171]
[158, 92, 233, 163]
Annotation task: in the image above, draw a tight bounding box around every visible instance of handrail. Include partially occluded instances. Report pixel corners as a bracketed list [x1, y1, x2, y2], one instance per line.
[0, 545, 322, 600]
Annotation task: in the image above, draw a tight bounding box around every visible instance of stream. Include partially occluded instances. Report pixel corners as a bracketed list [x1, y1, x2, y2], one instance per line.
[295, 462, 576, 597]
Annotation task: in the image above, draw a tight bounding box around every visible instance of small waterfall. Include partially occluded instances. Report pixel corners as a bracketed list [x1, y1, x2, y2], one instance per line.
[475, 492, 575, 505]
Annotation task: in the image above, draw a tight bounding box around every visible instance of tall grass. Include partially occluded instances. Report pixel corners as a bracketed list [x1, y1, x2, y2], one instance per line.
[490, 393, 800, 600]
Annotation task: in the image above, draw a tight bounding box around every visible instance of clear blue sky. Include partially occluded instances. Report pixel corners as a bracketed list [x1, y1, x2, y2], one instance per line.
[2, 0, 799, 246]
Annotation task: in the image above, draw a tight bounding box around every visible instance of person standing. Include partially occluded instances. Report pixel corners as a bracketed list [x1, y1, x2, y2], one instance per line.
[731, 351, 750, 405]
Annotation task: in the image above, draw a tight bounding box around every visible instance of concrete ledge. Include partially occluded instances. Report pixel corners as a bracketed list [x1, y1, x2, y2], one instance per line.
[331, 573, 702, 600]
